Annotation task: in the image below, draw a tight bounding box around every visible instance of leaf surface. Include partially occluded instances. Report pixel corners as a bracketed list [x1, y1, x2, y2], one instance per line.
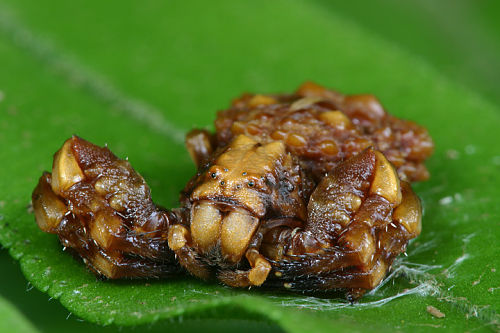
[0, 1, 499, 332]
[316, 0, 500, 107]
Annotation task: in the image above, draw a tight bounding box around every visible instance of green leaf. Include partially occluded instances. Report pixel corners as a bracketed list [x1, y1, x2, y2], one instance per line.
[315, 0, 500, 107]
[0, 0, 499, 332]
[0, 250, 285, 333]
[0, 293, 39, 333]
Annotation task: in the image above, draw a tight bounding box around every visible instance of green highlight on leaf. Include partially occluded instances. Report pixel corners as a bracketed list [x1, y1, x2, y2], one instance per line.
[0, 0, 499, 332]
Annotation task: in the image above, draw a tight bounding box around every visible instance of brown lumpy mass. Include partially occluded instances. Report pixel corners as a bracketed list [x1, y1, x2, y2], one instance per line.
[32, 82, 433, 300]
[215, 81, 433, 182]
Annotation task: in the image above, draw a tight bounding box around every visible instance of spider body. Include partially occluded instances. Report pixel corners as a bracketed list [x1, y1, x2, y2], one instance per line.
[32, 82, 432, 299]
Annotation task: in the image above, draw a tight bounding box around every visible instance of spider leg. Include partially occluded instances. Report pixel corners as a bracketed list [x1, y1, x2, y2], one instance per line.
[217, 218, 304, 288]
[185, 129, 215, 168]
[167, 224, 211, 279]
[265, 148, 421, 297]
[273, 257, 388, 291]
[170, 221, 272, 286]
[271, 148, 391, 270]
[272, 220, 415, 300]
[217, 247, 272, 287]
[32, 136, 180, 279]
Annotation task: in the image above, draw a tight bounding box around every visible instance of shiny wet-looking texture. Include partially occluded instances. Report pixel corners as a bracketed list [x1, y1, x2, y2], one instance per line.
[32, 82, 433, 300]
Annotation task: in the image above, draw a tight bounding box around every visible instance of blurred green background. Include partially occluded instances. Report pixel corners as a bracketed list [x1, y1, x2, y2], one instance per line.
[0, 0, 498, 332]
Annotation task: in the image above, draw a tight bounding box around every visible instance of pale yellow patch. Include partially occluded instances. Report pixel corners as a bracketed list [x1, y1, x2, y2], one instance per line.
[370, 151, 402, 205]
[51, 139, 84, 195]
[319, 110, 352, 129]
[190, 202, 222, 253]
[220, 209, 259, 263]
[393, 181, 422, 236]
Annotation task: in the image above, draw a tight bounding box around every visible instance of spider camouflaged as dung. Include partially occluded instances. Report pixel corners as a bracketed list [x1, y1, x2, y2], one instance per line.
[32, 82, 433, 300]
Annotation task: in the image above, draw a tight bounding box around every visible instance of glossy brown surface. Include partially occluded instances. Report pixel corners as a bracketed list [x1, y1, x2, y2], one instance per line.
[32, 137, 179, 278]
[216, 81, 433, 182]
[32, 82, 433, 299]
